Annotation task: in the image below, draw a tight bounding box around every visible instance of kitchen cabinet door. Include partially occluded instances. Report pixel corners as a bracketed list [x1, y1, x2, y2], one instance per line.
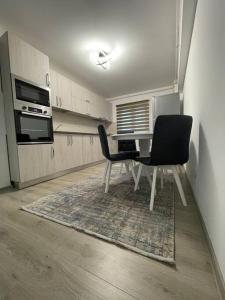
[82, 135, 93, 165]
[83, 88, 92, 117]
[8, 33, 50, 87]
[58, 73, 72, 111]
[92, 135, 103, 162]
[50, 69, 58, 107]
[106, 102, 113, 122]
[54, 133, 74, 172]
[50, 70, 72, 111]
[71, 82, 86, 114]
[108, 137, 118, 154]
[71, 134, 83, 167]
[18, 144, 55, 183]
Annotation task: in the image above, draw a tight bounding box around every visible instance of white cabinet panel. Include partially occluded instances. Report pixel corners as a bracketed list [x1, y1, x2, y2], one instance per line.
[71, 82, 86, 115]
[108, 137, 118, 154]
[71, 134, 83, 167]
[82, 135, 103, 164]
[51, 70, 72, 111]
[82, 135, 93, 165]
[50, 69, 58, 107]
[58, 73, 72, 110]
[54, 134, 72, 172]
[18, 144, 55, 183]
[54, 133, 83, 172]
[92, 135, 103, 162]
[8, 33, 50, 87]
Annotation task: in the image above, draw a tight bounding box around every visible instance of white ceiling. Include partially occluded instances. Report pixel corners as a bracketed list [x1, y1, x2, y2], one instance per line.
[0, 0, 178, 98]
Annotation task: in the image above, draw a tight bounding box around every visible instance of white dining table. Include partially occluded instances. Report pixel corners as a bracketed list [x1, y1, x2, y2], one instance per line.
[112, 132, 153, 157]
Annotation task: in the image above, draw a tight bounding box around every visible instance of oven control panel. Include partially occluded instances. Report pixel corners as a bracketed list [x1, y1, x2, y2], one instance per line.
[14, 100, 52, 117]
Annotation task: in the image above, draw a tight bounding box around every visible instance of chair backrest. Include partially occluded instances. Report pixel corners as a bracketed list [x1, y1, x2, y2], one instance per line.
[150, 115, 193, 165]
[118, 140, 137, 152]
[98, 125, 110, 159]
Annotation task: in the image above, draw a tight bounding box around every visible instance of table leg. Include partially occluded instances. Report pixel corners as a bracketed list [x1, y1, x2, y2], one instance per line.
[138, 139, 151, 179]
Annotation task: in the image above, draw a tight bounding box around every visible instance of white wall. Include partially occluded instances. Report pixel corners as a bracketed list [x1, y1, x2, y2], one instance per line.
[183, 0, 225, 283]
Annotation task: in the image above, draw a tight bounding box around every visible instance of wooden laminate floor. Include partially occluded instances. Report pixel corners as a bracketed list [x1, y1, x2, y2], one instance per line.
[0, 163, 220, 300]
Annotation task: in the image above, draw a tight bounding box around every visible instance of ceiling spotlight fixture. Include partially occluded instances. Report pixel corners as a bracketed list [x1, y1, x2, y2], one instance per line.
[90, 50, 112, 70]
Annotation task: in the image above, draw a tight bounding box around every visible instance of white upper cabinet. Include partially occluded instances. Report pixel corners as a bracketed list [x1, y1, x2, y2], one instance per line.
[51, 70, 72, 111]
[8, 33, 50, 87]
[58, 73, 72, 111]
[50, 67, 111, 122]
[50, 69, 57, 107]
[71, 82, 87, 115]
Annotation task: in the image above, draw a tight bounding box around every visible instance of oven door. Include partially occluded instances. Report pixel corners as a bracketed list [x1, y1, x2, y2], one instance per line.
[14, 110, 54, 144]
[14, 77, 50, 107]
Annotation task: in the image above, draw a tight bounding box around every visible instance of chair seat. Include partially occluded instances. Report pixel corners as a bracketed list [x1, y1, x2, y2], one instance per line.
[120, 150, 140, 156]
[135, 156, 151, 165]
[110, 151, 139, 162]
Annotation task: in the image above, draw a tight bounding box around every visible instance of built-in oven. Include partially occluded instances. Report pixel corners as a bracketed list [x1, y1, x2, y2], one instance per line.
[12, 74, 50, 107]
[14, 106, 53, 144]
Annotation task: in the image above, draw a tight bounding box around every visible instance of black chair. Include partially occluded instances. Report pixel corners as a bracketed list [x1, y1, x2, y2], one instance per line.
[134, 115, 193, 211]
[98, 125, 137, 193]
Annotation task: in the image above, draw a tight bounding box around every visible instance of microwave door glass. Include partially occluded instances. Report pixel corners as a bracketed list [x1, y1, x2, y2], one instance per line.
[15, 79, 50, 107]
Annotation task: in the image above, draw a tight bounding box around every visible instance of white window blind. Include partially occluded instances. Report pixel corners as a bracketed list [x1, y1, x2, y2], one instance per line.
[116, 100, 151, 133]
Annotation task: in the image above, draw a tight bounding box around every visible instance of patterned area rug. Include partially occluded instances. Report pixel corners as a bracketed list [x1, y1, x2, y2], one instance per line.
[22, 169, 175, 263]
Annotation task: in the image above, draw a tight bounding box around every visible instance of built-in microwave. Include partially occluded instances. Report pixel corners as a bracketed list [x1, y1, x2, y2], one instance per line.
[12, 74, 50, 107]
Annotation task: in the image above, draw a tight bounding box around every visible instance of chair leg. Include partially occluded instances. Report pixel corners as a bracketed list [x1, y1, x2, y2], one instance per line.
[105, 161, 112, 193]
[103, 161, 109, 184]
[172, 166, 187, 206]
[129, 161, 137, 184]
[150, 166, 158, 211]
[134, 163, 143, 191]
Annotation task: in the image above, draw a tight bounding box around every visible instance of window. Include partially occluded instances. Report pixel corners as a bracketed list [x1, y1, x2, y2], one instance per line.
[116, 100, 152, 133]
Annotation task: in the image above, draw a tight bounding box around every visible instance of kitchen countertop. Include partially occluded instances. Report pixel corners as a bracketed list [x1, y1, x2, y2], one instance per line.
[54, 130, 112, 136]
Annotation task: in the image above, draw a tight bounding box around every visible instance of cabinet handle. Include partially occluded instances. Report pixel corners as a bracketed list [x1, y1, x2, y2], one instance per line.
[60, 97, 62, 107]
[46, 73, 50, 87]
[51, 146, 55, 158]
[67, 135, 70, 146]
[56, 96, 59, 106]
[70, 136, 73, 145]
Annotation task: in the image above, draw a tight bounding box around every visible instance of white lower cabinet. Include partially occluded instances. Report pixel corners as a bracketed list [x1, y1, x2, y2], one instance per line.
[82, 135, 103, 164]
[18, 144, 55, 183]
[82, 135, 93, 165]
[54, 134, 73, 172]
[71, 134, 83, 167]
[17, 133, 103, 184]
[54, 133, 84, 173]
[108, 137, 118, 154]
